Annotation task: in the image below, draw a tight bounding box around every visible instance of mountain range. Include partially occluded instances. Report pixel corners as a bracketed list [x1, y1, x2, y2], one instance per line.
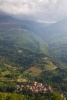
[0, 14, 67, 97]
[0, 14, 67, 68]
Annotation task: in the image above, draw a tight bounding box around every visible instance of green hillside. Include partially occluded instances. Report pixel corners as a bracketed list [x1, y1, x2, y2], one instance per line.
[38, 19, 67, 65]
[0, 92, 63, 100]
[0, 29, 48, 54]
[0, 15, 67, 98]
[48, 35, 67, 63]
[0, 15, 48, 55]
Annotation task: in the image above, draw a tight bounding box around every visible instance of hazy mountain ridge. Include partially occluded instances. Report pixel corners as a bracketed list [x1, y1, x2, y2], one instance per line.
[0, 14, 48, 54]
[19, 17, 67, 64]
[0, 14, 67, 97]
[0, 14, 67, 66]
[0, 14, 67, 65]
[42, 19, 67, 63]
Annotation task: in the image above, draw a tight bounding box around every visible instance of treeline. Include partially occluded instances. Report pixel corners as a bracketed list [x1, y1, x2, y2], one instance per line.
[0, 92, 63, 100]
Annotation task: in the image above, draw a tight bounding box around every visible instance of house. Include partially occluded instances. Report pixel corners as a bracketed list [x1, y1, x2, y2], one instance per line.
[21, 85, 24, 88]
[34, 81, 37, 86]
[47, 85, 53, 93]
[60, 94, 66, 100]
[16, 85, 20, 90]
[37, 83, 43, 87]
[43, 87, 47, 93]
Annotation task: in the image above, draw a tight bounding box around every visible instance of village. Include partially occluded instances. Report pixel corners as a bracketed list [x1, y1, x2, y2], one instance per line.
[15, 81, 66, 100]
[16, 81, 53, 93]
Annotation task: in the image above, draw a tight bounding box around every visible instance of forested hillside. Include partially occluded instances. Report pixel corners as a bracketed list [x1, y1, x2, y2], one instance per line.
[0, 14, 67, 99]
[0, 92, 63, 100]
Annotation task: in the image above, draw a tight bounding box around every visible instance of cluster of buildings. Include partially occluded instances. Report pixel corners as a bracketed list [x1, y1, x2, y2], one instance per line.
[16, 81, 66, 100]
[27, 81, 53, 93]
[16, 81, 53, 93]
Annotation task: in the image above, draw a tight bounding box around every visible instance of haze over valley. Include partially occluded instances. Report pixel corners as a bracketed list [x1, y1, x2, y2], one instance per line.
[0, 0, 67, 99]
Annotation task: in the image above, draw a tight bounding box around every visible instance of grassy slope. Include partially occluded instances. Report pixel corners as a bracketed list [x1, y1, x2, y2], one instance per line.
[23, 57, 58, 80]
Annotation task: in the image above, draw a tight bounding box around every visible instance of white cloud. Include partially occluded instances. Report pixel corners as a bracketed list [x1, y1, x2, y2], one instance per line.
[0, 0, 67, 21]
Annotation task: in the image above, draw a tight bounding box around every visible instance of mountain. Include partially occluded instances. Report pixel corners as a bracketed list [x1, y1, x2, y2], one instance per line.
[39, 19, 67, 64]
[18, 17, 67, 64]
[19, 20, 51, 36]
[1, 14, 67, 70]
[0, 14, 67, 97]
[42, 19, 67, 40]
[0, 14, 48, 54]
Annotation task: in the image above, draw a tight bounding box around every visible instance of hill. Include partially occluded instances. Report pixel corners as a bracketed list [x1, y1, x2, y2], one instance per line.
[16, 17, 67, 65]
[0, 14, 48, 54]
[36, 18, 67, 65]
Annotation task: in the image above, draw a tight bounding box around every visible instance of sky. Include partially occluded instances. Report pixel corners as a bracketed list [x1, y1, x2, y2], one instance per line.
[0, 0, 67, 22]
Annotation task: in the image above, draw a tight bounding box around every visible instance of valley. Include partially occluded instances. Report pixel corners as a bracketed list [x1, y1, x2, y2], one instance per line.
[0, 14, 67, 99]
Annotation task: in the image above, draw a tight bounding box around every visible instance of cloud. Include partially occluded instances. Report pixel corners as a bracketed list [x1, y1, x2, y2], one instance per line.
[0, 0, 67, 22]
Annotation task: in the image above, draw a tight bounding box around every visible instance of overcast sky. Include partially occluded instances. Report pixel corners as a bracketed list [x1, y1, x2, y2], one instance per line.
[0, 0, 67, 22]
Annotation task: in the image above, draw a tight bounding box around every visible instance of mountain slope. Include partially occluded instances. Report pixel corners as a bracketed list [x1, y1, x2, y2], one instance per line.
[0, 29, 48, 54]
[0, 14, 48, 54]
[0, 14, 67, 97]
[19, 17, 67, 64]
[41, 19, 67, 64]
